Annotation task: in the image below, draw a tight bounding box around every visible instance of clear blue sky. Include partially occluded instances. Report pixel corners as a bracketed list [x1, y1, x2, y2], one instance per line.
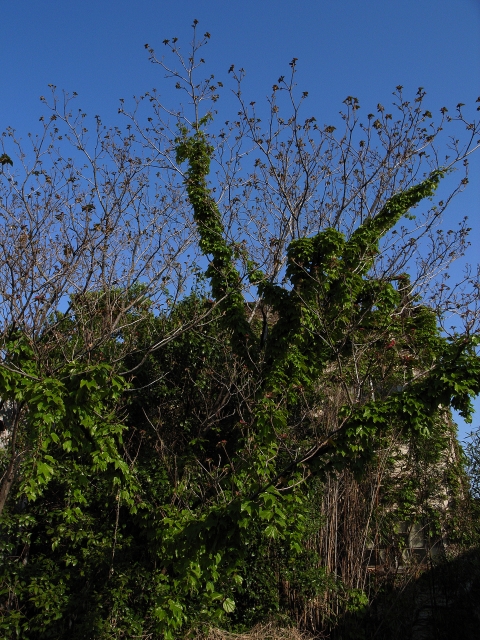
[1, 0, 479, 439]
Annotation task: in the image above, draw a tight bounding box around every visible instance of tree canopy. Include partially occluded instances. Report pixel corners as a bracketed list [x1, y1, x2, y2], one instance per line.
[1, 26, 480, 640]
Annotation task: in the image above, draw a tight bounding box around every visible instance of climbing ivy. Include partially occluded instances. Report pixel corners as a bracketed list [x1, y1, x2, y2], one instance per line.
[176, 124, 479, 465]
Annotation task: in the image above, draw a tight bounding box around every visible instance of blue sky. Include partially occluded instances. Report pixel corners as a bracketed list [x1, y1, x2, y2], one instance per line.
[1, 0, 479, 439]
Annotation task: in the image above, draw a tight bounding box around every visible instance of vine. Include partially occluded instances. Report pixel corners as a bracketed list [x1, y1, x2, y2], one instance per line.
[176, 123, 480, 480]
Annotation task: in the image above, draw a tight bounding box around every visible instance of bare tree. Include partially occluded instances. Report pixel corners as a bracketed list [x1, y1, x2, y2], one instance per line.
[0, 90, 210, 374]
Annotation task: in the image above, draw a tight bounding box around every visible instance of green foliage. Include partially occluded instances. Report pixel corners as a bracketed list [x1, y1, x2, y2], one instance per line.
[0, 119, 479, 639]
[0, 333, 133, 503]
[0, 333, 139, 638]
[176, 123, 478, 472]
[175, 127, 256, 362]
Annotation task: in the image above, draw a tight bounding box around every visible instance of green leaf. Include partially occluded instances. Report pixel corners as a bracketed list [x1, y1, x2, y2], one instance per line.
[264, 525, 278, 538]
[222, 598, 235, 613]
